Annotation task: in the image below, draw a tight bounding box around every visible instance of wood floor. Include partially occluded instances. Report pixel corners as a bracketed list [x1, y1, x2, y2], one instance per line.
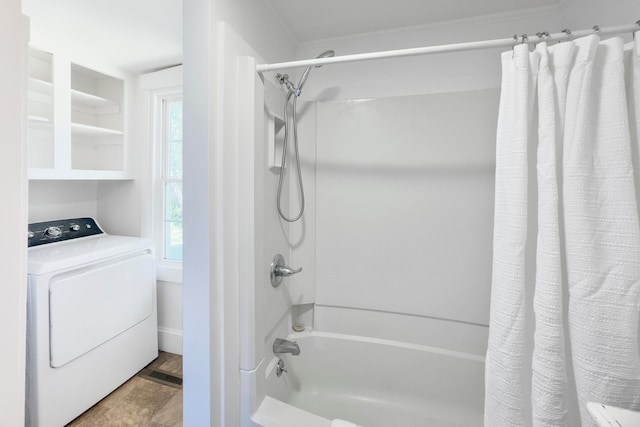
[66, 352, 183, 427]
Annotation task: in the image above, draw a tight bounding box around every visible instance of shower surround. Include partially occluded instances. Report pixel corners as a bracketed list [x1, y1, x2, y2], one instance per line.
[242, 69, 500, 424]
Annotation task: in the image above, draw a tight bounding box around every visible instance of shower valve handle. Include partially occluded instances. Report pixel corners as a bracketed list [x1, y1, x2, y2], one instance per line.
[270, 253, 302, 287]
[274, 265, 302, 277]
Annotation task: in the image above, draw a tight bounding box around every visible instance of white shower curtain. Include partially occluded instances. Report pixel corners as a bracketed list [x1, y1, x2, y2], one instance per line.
[485, 34, 640, 427]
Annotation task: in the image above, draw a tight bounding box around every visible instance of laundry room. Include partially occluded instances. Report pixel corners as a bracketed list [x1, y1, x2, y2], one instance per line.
[20, 0, 184, 425]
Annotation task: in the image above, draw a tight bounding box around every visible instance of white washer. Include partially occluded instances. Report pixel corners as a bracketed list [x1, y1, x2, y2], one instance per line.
[26, 218, 158, 427]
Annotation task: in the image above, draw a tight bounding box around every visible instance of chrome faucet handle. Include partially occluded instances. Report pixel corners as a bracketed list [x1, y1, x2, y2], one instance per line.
[274, 265, 302, 277]
[270, 254, 302, 287]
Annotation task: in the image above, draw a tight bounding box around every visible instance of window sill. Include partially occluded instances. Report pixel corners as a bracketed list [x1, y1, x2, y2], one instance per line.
[157, 260, 182, 283]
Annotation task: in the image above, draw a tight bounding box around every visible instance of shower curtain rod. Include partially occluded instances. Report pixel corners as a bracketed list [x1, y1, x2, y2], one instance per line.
[256, 21, 640, 73]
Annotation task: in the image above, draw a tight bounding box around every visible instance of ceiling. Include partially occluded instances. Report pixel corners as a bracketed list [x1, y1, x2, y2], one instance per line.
[22, 0, 182, 74]
[266, 0, 564, 43]
[20, 0, 565, 73]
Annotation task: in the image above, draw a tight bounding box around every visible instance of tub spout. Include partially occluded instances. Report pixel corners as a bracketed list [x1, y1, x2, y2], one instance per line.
[273, 338, 300, 356]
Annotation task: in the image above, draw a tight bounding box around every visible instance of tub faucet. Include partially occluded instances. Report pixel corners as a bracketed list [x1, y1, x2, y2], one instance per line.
[273, 338, 300, 356]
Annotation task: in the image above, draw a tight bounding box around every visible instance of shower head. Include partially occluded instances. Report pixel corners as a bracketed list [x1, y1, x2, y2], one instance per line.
[313, 50, 336, 66]
[296, 50, 335, 96]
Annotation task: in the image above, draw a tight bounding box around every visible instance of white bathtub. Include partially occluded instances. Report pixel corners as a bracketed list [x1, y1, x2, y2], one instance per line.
[252, 330, 485, 427]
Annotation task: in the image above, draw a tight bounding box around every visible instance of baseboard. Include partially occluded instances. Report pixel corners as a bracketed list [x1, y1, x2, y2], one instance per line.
[158, 327, 183, 355]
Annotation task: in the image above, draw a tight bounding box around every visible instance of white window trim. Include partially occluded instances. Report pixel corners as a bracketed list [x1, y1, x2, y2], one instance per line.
[158, 94, 183, 260]
[139, 66, 183, 282]
[153, 91, 183, 272]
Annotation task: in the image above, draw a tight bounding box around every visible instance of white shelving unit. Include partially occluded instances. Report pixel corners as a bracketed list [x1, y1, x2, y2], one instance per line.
[27, 47, 131, 180]
[27, 50, 54, 169]
[70, 123, 124, 136]
[71, 89, 113, 106]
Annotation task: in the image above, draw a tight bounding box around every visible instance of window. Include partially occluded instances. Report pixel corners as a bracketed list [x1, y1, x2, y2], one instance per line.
[140, 66, 182, 278]
[160, 96, 183, 261]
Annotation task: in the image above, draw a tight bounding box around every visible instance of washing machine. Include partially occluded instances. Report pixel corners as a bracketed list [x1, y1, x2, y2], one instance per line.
[26, 217, 158, 427]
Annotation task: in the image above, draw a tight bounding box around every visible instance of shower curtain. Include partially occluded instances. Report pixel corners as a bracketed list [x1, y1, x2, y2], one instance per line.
[485, 34, 640, 427]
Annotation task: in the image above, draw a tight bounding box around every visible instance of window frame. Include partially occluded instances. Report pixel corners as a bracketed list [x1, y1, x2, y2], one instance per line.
[152, 90, 183, 272]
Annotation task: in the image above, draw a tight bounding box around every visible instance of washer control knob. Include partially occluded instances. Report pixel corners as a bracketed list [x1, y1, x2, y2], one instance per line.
[28, 231, 35, 239]
[44, 226, 62, 238]
[70, 224, 81, 231]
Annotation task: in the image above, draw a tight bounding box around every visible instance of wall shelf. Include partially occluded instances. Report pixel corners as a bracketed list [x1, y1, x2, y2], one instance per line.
[28, 168, 132, 180]
[71, 89, 117, 108]
[71, 122, 123, 137]
[27, 47, 54, 170]
[27, 46, 129, 180]
[29, 115, 51, 123]
[29, 77, 53, 93]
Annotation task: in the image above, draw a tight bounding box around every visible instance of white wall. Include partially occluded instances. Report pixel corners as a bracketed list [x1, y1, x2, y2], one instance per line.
[182, 1, 213, 424]
[156, 279, 183, 353]
[312, 90, 498, 355]
[294, 0, 639, 101]
[262, 81, 296, 355]
[295, 7, 563, 100]
[134, 65, 184, 355]
[28, 181, 98, 222]
[22, 0, 182, 75]
[182, 0, 297, 425]
[216, 1, 297, 63]
[97, 180, 142, 237]
[560, 0, 640, 31]
[288, 99, 317, 307]
[0, 4, 28, 425]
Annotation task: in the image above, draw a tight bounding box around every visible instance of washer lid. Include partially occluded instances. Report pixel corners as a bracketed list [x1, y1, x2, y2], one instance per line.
[28, 234, 154, 275]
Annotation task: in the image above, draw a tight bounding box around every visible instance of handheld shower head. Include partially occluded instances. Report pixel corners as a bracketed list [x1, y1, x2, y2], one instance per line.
[314, 50, 336, 66]
[296, 49, 335, 96]
[274, 49, 335, 223]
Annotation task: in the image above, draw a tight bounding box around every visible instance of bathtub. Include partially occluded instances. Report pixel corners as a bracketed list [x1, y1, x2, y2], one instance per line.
[251, 330, 485, 427]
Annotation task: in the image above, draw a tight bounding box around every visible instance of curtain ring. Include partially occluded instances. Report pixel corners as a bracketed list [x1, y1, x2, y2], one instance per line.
[593, 25, 600, 33]
[561, 28, 572, 42]
[536, 31, 551, 44]
[512, 34, 528, 58]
